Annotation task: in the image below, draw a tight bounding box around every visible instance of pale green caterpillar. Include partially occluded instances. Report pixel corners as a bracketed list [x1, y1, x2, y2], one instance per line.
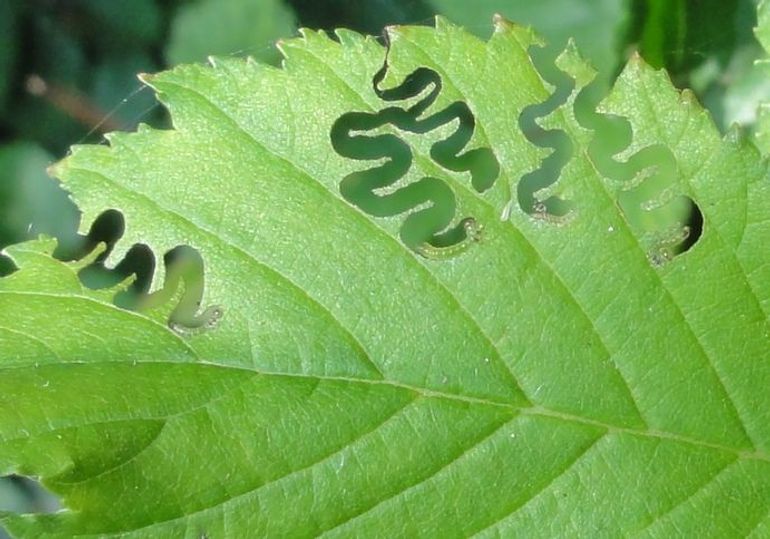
[646, 225, 691, 267]
[168, 304, 224, 337]
[415, 218, 483, 260]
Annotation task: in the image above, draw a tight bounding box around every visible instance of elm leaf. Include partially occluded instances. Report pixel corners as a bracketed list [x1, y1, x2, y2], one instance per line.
[1, 17, 769, 537]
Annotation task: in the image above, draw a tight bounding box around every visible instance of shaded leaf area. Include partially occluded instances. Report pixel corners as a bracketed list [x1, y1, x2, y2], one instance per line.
[1, 19, 770, 537]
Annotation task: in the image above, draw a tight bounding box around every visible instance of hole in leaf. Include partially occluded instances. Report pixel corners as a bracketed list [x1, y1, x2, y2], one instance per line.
[517, 44, 575, 218]
[679, 200, 704, 253]
[573, 65, 703, 261]
[330, 56, 499, 257]
[55, 209, 221, 333]
[0, 160, 221, 332]
[67, 210, 156, 310]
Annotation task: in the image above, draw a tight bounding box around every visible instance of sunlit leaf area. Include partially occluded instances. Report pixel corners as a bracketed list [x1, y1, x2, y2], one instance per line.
[1, 0, 769, 537]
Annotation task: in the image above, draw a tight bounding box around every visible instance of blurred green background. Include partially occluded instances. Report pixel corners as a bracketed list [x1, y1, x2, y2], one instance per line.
[0, 0, 765, 532]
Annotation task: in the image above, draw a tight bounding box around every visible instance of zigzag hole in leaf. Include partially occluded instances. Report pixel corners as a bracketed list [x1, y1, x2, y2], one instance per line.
[330, 56, 499, 258]
[572, 69, 704, 263]
[56, 209, 222, 334]
[516, 44, 576, 219]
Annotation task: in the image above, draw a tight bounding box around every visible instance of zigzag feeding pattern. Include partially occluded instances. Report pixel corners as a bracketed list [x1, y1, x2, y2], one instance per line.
[517, 45, 576, 219]
[331, 30, 701, 265]
[572, 67, 703, 263]
[512, 42, 701, 261]
[331, 63, 500, 257]
[59, 209, 222, 334]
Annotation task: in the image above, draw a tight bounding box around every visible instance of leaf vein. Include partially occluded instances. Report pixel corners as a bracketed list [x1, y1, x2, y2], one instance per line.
[129, 77, 528, 400]
[400, 36, 648, 426]
[468, 431, 606, 537]
[67, 165, 384, 381]
[318, 413, 519, 536]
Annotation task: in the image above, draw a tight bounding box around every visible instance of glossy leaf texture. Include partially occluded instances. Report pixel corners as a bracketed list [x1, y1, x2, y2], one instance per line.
[1, 17, 770, 537]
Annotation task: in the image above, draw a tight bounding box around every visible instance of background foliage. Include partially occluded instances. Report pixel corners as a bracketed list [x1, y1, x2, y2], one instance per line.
[0, 0, 767, 534]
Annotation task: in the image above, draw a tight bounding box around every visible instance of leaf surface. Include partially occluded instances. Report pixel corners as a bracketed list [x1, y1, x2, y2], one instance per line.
[1, 18, 770, 537]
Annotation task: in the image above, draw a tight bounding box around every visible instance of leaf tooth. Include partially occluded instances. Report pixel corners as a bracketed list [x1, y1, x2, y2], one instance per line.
[334, 28, 365, 48]
[279, 27, 335, 63]
[492, 12, 511, 31]
[383, 23, 403, 43]
[297, 27, 334, 46]
[555, 38, 597, 89]
[488, 16, 543, 48]
[433, 14, 453, 32]
[725, 123, 747, 146]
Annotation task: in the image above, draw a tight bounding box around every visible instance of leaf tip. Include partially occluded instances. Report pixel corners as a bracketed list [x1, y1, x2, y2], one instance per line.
[492, 12, 512, 32]
[490, 17, 543, 49]
[433, 14, 453, 31]
[46, 160, 63, 180]
[725, 122, 748, 145]
[333, 27, 364, 47]
[555, 37, 597, 88]
[137, 72, 154, 85]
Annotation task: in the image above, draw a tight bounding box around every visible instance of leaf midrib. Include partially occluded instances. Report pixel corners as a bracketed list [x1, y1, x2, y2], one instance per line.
[64, 163, 384, 381]
[7, 354, 770, 533]
[3, 355, 767, 462]
[273, 39, 649, 425]
[6, 355, 766, 537]
[0, 290, 200, 359]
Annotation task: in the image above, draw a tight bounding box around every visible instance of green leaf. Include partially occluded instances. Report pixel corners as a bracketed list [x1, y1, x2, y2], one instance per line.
[427, 0, 630, 86]
[2, 18, 770, 537]
[165, 0, 297, 66]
